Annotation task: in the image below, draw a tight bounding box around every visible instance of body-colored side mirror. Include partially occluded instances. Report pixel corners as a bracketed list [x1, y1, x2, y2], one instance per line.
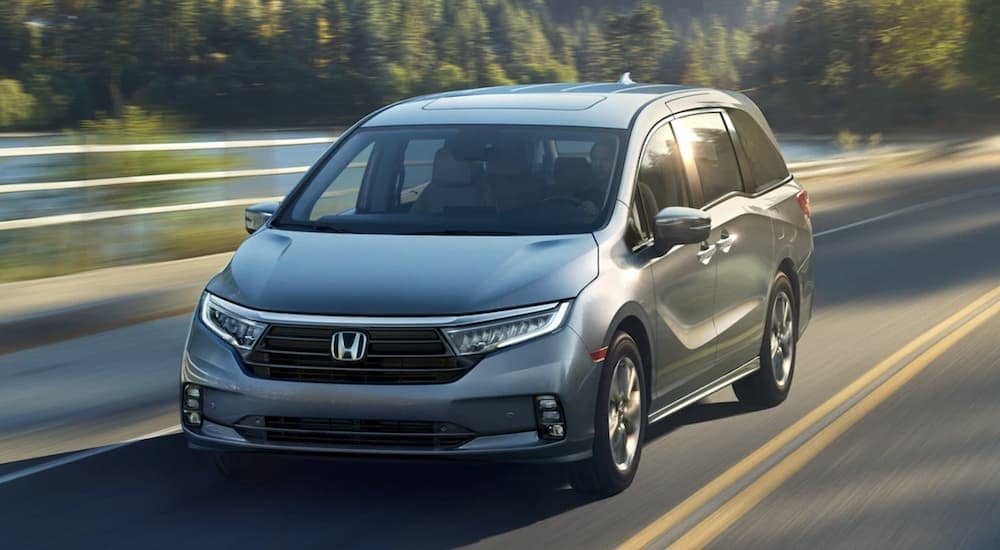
[245, 202, 279, 234]
[653, 207, 711, 254]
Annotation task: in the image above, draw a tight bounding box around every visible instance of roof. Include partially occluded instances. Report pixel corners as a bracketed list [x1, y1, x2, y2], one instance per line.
[363, 82, 742, 130]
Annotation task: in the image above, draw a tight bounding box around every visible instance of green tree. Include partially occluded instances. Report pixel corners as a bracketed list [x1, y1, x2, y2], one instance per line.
[871, 0, 969, 90]
[681, 21, 711, 86]
[708, 15, 739, 88]
[603, 3, 673, 82]
[0, 79, 36, 127]
[963, 0, 1000, 94]
[577, 18, 611, 81]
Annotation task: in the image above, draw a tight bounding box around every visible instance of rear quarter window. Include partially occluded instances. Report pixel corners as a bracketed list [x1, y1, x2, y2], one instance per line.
[729, 109, 789, 192]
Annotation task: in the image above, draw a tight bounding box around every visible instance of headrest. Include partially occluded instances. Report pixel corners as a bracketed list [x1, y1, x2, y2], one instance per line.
[431, 147, 473, 186]
[486, 137, 532, 177]
[554, 156, 593, 187]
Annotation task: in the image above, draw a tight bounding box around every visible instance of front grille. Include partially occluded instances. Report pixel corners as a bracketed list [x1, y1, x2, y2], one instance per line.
[245, 324, 480, 384]
[235, 416, 476, 449]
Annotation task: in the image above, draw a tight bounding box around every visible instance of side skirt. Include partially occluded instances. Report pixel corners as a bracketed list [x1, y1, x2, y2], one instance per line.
[647, 357, 760, 424]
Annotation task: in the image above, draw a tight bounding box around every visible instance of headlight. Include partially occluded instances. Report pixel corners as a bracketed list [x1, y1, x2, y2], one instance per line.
[443, 302, 571, 355]
[200, 294, 267, 353]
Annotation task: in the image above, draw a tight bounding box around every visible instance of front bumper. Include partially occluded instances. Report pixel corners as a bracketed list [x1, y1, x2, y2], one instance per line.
[180, 317, 601, 463]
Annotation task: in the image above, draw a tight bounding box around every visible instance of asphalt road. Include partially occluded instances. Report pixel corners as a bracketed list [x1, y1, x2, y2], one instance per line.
[2, 149, 1000, 549]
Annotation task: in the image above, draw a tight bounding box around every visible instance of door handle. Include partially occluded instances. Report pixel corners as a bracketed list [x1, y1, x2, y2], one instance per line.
[716, 232, 736, 253]
[696, 243, 717, 265]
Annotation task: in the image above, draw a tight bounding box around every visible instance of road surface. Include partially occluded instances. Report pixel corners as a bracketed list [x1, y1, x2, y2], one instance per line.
[1, 148, 999, 549]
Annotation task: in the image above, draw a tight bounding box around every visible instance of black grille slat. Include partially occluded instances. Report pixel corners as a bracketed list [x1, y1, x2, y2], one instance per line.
[256, 347, 330, 357]
[249, 366, 464, 384]
[245, 323, 476, 384]
[266, 326, 334, 339]
[235, 416, 475, 449]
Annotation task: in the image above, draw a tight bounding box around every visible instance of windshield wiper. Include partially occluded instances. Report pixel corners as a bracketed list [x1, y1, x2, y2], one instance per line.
[274, 222, 354, 234]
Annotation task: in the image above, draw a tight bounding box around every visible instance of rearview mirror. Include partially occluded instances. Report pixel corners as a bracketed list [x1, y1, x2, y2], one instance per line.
[245, 202, 279, 234]
[653, 207, 711, 253]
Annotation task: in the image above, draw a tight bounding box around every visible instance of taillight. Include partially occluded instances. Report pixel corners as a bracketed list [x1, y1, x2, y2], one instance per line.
[796, 189, 811, 219]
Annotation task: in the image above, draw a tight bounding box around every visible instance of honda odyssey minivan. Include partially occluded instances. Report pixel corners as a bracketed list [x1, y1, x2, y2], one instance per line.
[181, 78, 814, 497]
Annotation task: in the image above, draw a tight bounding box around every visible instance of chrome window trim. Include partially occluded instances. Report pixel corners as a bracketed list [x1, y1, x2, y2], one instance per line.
[204, 293, 565, 328]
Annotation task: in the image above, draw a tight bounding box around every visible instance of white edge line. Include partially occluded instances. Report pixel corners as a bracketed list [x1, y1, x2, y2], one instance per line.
[0, 424, 181, 486]
[814, 185, 1000, 238]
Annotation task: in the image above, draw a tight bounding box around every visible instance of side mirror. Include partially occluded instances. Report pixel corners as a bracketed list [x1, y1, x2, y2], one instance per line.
[245, 202, 279, 234]
[653, 207, 711, 253]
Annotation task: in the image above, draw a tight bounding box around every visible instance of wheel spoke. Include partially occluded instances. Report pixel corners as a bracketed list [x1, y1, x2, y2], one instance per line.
[611, 424, 626, 462]
[614, 363, 628, 401]
[626, 363, 637, 395]
[625, 394, 640, 420]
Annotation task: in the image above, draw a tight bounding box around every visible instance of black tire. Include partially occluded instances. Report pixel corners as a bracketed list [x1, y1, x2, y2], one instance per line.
[570, 331, 647, 498]
[733, 272, 797, 408]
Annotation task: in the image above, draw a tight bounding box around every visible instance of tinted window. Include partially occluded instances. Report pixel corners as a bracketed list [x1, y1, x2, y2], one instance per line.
[672, 113, 743, 206]
[307, 142, 371, 220]
[275, 125, 626, 235]
[636, 123, 690, 213]
[402, 139, 444, 189]
[729, 109, 789, 191]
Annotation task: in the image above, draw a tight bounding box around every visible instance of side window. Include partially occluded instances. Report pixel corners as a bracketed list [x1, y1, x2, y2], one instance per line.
[308, 142, 372, 220]
[729, 109, 789, 191]
[636, 123, 690, 213]
[627, 123, 688, 249]
[625, 191, 653, 249]
[672, 113, 743, 206]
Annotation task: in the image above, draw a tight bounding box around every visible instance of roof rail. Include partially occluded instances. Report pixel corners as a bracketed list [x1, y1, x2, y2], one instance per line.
[617, 72, 635, 85]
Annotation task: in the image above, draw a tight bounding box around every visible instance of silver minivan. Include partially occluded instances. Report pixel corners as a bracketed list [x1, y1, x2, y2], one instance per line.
[181, 79, 814, 496]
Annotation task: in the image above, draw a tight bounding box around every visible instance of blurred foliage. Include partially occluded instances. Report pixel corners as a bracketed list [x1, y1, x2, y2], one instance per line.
[963, 0, 1000, 96]
[0, 79, 36, 127]
[0, 0, 995, 133]
[0, 208, 247, 282]
[64, 106, 242, 182]
[835, 129, 861, 151]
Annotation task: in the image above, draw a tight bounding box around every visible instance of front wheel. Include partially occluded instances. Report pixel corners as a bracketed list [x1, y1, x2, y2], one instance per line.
[570, 332, 647, 498]
[733, 272, 797, 407]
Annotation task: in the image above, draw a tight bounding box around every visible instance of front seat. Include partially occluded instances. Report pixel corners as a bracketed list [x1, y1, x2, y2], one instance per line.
[410, 147, 495, 215]
[486, 137, 543, 212]
[553, 157, 598, 202]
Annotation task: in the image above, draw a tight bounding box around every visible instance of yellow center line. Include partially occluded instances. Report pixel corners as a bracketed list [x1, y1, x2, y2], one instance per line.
[671, 297, 1000, 549]
[619, 283, 1000, 550]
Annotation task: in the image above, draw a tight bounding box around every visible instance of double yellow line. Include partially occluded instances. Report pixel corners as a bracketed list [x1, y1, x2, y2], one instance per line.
[620, 284, 1000, 550]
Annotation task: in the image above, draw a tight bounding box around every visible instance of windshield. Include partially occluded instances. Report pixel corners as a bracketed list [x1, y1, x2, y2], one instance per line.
[273, 125, 627, 235]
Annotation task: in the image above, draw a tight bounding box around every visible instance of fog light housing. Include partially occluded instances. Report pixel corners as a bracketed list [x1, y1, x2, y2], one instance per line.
[186, 411, 202, 427]
[182, 383, 203, 428]
[535, 395, 566, 440]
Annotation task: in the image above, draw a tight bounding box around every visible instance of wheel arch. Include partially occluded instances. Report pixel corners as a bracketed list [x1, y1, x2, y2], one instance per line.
[602, 303, 655, 400]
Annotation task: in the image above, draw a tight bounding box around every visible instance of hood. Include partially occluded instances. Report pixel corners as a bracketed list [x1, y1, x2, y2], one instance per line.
[207, 229, 598, 316]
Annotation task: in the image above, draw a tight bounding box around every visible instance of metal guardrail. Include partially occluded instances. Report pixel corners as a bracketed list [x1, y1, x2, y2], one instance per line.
[0, 166, 311, 194]
[0, 137, 338, 158]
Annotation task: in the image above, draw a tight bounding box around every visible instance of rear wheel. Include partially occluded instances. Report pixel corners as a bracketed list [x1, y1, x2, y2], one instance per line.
[733, 272, 797, 407]
[571, 332, 646, 498]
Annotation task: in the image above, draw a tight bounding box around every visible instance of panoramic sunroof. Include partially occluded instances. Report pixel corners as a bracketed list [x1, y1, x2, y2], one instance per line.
[423, 94, 606, 111]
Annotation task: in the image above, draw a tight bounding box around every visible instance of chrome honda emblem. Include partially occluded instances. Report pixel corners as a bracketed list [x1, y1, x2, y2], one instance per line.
[331, 331, 368, 361]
